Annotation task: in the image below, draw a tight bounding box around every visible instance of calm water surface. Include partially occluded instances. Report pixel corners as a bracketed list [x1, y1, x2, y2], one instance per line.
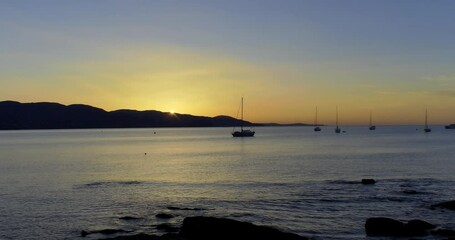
[0, 126, 454, 239]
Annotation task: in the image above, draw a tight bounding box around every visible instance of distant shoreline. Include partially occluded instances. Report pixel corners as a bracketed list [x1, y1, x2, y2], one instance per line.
[0, 100, 315, 130]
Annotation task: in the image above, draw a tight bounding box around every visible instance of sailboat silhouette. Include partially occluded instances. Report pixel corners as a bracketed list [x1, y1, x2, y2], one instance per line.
[314, 106, 321, 132]
[232, 97, 255, 137]
[424, 109, 431, 133]
[369, 111, 376, 130]
[335, 106, 341, 133]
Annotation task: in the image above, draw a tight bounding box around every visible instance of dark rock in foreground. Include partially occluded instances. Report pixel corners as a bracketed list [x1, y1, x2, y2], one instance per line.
[180, 216, 308, 240]
[365, 218, 435, 237]
[431, 200, 455, 210]
[98, 233, 179, 240]
[361, 179, 376, 184]
[365, 218, 405, 236]
[97, 216, 308, 240]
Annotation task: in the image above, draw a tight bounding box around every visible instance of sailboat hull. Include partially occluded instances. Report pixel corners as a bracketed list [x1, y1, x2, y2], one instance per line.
[232, 130, 255, 137]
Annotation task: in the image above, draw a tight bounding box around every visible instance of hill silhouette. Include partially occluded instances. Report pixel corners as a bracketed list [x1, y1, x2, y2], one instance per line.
[0, 101, 257, 130]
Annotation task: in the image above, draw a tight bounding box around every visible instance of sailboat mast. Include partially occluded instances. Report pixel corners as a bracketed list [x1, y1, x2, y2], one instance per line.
[336, 106, 339, 127]
[241, 97, 244, 131]
[315, 106, 318, 125]
[425, 108, 428, 128]
[369, 111, 372, 127]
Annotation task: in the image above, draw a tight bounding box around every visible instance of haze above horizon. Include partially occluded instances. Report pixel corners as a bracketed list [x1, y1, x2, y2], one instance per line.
[1, 1, 455, 125]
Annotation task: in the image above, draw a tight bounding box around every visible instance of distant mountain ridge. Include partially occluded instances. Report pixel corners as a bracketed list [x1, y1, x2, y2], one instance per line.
[0, 101, 257, 130]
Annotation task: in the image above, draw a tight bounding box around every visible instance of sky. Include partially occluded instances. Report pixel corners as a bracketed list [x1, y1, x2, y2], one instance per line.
[1, 0, 455, 125]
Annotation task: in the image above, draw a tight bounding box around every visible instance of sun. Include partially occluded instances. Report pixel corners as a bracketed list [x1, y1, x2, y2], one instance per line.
[170, 110, 175, 114]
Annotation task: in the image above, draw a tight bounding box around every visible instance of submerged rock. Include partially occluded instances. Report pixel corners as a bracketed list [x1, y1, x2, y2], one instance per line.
[431, 200, 455, 210]
[156, 213, 175, 219]
[361, 179, 376, 185]
[81, 228, 131, 237]
[167, 206, 205, 211]
[179, 216, 308, 240]
[156, 223, 179, 233]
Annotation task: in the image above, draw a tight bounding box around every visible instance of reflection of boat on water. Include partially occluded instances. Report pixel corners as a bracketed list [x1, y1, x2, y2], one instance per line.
[424, 109, 431, 133]
[369, 111, 376, 130]
[314, 106, 321, 132]
[335, 106, 341, 133]
[445, 123, 455, 129]
[232, 97, 255, 137]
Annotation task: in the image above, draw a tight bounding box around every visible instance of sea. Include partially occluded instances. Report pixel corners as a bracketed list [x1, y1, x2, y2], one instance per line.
[0, 126, 454, 240]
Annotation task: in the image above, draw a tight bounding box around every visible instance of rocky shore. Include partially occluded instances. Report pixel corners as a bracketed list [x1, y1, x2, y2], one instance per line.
[82, 216, 309, 240]
[79, 181, 455, 240]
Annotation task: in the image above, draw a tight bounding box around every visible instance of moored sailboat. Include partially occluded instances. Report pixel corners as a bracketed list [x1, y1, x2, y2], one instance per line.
[314, 106, 321, 132]
[232, 98, 255, 137]
[424, 108, 431, 133]
[335, 106, 341, 133]
[369, 111, 376, 130]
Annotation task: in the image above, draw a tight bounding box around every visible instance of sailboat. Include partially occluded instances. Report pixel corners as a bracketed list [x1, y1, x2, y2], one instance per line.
[314, 106, 321, 132]
[232, 97, 255, 137]
[424, 109, 431, 133]
[335, 106, 341, 133]
[369, 111, 376, 130]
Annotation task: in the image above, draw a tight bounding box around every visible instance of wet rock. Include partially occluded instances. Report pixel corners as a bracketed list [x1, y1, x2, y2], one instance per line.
[156, 223, 179, 233]
[366, 218, 436, 237]
[431, 200, 455, 210]
[365, 217, 405, 236]
[81, 229, 131, 237]
[179, 216, 308, 240]
[156, 213, 175, 219]
[81, 230, 90, 237]
[402, 190, 420, 195]
[404, 220, 436, 236]
[96, 233, 169, 239]
[361, 179, 376, 184]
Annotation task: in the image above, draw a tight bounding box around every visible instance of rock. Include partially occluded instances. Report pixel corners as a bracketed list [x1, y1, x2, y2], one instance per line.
[81, 229, 131, 237]
[404, 220, 436, 236]
[365, 217, 405, 236]
[156, 213, 175, 219]
[366, 218, 436, 237]
[81, 230, 90, 237]
[431, 200, 455, 210]
[95, 233, 171, 239]
[361, 179, 376, 184]
[402, 190, 419, 195]
[156, 223, 179, 233]
[179, 216, 308, 240]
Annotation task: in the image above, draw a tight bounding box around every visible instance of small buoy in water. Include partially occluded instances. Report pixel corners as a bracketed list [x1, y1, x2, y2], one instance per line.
[154, 132, 156, 134]
[144, 153, 147, 155]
